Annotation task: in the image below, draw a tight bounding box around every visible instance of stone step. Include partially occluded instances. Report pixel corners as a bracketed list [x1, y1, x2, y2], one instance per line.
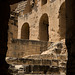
[6, 54, 67, 66]
[8, 59, 66, 67]
[9, 64, 66, 74]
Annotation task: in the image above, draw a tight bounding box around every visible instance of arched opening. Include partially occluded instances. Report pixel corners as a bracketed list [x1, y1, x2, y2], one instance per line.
[41, 0, 47, 5]
[39, 13, 49, 41]
[58, 2, 66, 40]
[21, 23, 29, 39]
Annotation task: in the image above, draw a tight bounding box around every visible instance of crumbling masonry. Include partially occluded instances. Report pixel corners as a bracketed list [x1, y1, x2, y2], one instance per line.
[6, 0, 67, 74]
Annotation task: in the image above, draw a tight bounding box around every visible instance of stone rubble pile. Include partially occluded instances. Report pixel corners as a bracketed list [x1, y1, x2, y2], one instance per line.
[6, 40, 67, 75]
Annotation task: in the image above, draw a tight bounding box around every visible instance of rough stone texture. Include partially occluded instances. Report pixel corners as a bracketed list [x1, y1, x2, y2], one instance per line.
[6, 0, 68, 74]
[17, 0, 66, 42]
[7, 54, 67, 74]
[6, 40, 67, 74]
[7, 39, 52, 57]
[8, 0, 66, 43]
[41, 39, 67, 55]
[7, 0, 66, 56]
[8, 64, 66, 74]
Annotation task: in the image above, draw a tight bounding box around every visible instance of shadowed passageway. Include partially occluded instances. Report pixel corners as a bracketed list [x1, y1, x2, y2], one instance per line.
[66, 0, 75, 74]
[0, 0, 25, 74]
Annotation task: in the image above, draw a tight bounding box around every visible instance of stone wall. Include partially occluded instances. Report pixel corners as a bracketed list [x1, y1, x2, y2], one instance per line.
[17, 0, 66, 42]
[7, 39, 52, 58]
[6, 0, 68, 74]
[7, 55, 67, 74]
[7, 0, 67, 60]
[6, 40, 67, 74]
[8, 0, 66, 43]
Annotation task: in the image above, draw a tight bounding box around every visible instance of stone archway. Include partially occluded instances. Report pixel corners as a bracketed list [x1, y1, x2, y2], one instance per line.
[21, 23, 29, 39]
[59, 2, 66, 40]
[41, 0, 47, 5]
[39, 13, 49, 41]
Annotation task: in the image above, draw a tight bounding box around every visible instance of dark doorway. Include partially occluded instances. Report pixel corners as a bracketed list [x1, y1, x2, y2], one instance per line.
[21, 23, 29, 39]
[41, 0, 47, 5]
[39, 13, 49, 41]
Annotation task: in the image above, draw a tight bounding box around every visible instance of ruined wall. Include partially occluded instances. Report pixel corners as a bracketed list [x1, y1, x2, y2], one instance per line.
[17, 0, 66, 42]
[7, 54, 67, 74]
[7, 39, 52, 58]
[7, 39, 67, 74]
[8, 0, 66, 50]
[7, 0, 66, 60]
[6, 0, 68, 74]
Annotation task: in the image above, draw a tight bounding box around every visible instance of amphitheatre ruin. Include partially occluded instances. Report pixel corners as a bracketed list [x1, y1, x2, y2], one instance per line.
[5, 0, 68, 74]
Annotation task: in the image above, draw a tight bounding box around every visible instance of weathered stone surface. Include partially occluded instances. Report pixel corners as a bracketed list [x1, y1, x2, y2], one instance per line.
[6, 0, 67, 74]
[41, 40, 67, 55]
[8, 64, 66, 74]
[7, 39, 52, 58]
[7, 0, 66, 53]
[6, 39, 67, 74]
